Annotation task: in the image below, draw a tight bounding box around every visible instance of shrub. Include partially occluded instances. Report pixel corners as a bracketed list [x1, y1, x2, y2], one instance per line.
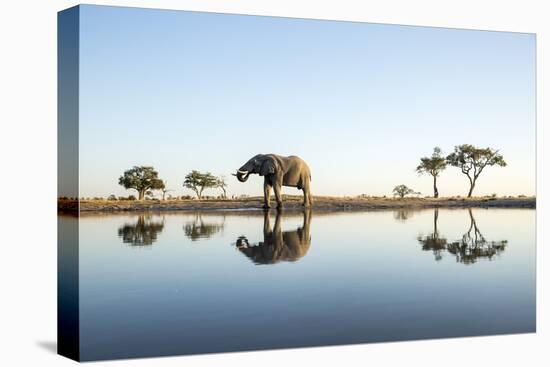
[107, 195, 117, 201]
[392, 184, 415, 198]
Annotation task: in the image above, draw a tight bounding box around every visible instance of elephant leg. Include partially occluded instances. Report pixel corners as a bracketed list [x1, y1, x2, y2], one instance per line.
[273, 183, 283, 209]
[273, 210, 283, 247]
[263, 210, 271, 233]
[302, 188, 309, 207]
[263, 182, 272, 209]
[302, 184, 312, 207]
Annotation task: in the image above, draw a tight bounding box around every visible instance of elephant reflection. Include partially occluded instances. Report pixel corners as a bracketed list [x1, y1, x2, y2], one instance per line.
[447, 209, 507, 264]
[235, 210, 312, 265]
[417, 209, 447, 261]
[183, 214, 225, 241]
[118, 215, 165, 246]
[418, 208, 507, 264]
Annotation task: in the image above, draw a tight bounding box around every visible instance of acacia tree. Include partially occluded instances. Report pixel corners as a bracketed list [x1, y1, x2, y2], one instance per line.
[160, 181, 172, 200]
[183, 171, 218, 199]
[118, 166, 165, 200]
[416, 147, 447, 198]
[393, 184, 415, 198]
[216, 176, 228, 199]
[446, 144, 507, 198]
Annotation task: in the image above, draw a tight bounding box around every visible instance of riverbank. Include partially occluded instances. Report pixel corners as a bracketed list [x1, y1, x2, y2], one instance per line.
[58, 196, 536, 213]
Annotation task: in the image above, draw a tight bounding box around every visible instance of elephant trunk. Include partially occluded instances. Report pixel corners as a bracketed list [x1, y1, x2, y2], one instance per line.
[235, 170, 250, 182]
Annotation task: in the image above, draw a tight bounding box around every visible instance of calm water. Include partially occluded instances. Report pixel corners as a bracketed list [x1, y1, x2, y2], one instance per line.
[62, 208, 536, 360]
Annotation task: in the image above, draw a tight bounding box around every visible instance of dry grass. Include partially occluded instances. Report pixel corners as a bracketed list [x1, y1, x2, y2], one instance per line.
[58, 195, 536, 213]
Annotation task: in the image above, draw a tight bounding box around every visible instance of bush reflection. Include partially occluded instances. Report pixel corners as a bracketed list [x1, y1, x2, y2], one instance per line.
[118, 215, 165, 246]
[183, 214, 225, 241]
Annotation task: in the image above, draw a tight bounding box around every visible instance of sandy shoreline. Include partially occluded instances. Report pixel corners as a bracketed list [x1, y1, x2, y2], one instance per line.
[58, 196, 536, 213]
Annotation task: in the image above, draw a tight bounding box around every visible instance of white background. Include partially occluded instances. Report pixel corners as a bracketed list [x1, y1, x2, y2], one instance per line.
[0, 0, 547, 366]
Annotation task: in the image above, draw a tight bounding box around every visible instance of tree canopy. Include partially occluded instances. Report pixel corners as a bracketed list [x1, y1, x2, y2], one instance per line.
[416, 147, 447, 198]
[118, 166, 165, 200]
[446, 144, 507, 197]
[183, 170, 218, 199]
[393, 184, 415, 198]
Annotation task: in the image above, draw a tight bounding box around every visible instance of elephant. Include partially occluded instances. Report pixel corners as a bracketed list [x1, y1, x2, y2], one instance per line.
[233, 154, 312, 209]
[235, 209, 312, 265]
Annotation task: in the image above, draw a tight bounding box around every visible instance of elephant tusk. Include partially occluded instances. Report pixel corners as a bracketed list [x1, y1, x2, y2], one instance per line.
[237, 170, 248, 174]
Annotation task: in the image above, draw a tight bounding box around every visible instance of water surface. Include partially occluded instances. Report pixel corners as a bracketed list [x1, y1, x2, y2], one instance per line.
[67, 208, 535, 360]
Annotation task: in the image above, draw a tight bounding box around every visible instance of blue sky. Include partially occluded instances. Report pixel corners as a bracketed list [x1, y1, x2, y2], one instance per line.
[77, 5, 535, 198]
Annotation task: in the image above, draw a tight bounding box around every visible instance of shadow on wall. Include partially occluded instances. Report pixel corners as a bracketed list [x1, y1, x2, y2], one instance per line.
[35, 340, 57, 354]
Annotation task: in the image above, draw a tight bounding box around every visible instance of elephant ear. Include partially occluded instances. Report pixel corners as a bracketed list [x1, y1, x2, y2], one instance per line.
[260, 158, 276, 176]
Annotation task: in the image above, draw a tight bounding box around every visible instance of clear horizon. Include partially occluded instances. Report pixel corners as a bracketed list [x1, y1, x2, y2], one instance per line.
[75, 5, 535, 199]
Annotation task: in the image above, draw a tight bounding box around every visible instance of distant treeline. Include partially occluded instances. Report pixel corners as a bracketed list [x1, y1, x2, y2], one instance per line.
[116, 167, 228, 200]
[393, 144, 507, 199]
[61, 144, 512, 201]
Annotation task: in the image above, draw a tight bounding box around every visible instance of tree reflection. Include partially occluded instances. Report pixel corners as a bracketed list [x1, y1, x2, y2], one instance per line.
[235, 210, 312, 265]
[118, 215, 165, 246]
[418, 209, 507, 264]
[183, 213, 225, 241]
[394, 209, 414, 222]
[447, 209, 507, 264]
[417, 209, 447, 261]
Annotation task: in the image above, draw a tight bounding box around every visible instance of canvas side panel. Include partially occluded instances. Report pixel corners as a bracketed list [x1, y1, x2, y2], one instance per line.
[57, 5, 80, 362]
